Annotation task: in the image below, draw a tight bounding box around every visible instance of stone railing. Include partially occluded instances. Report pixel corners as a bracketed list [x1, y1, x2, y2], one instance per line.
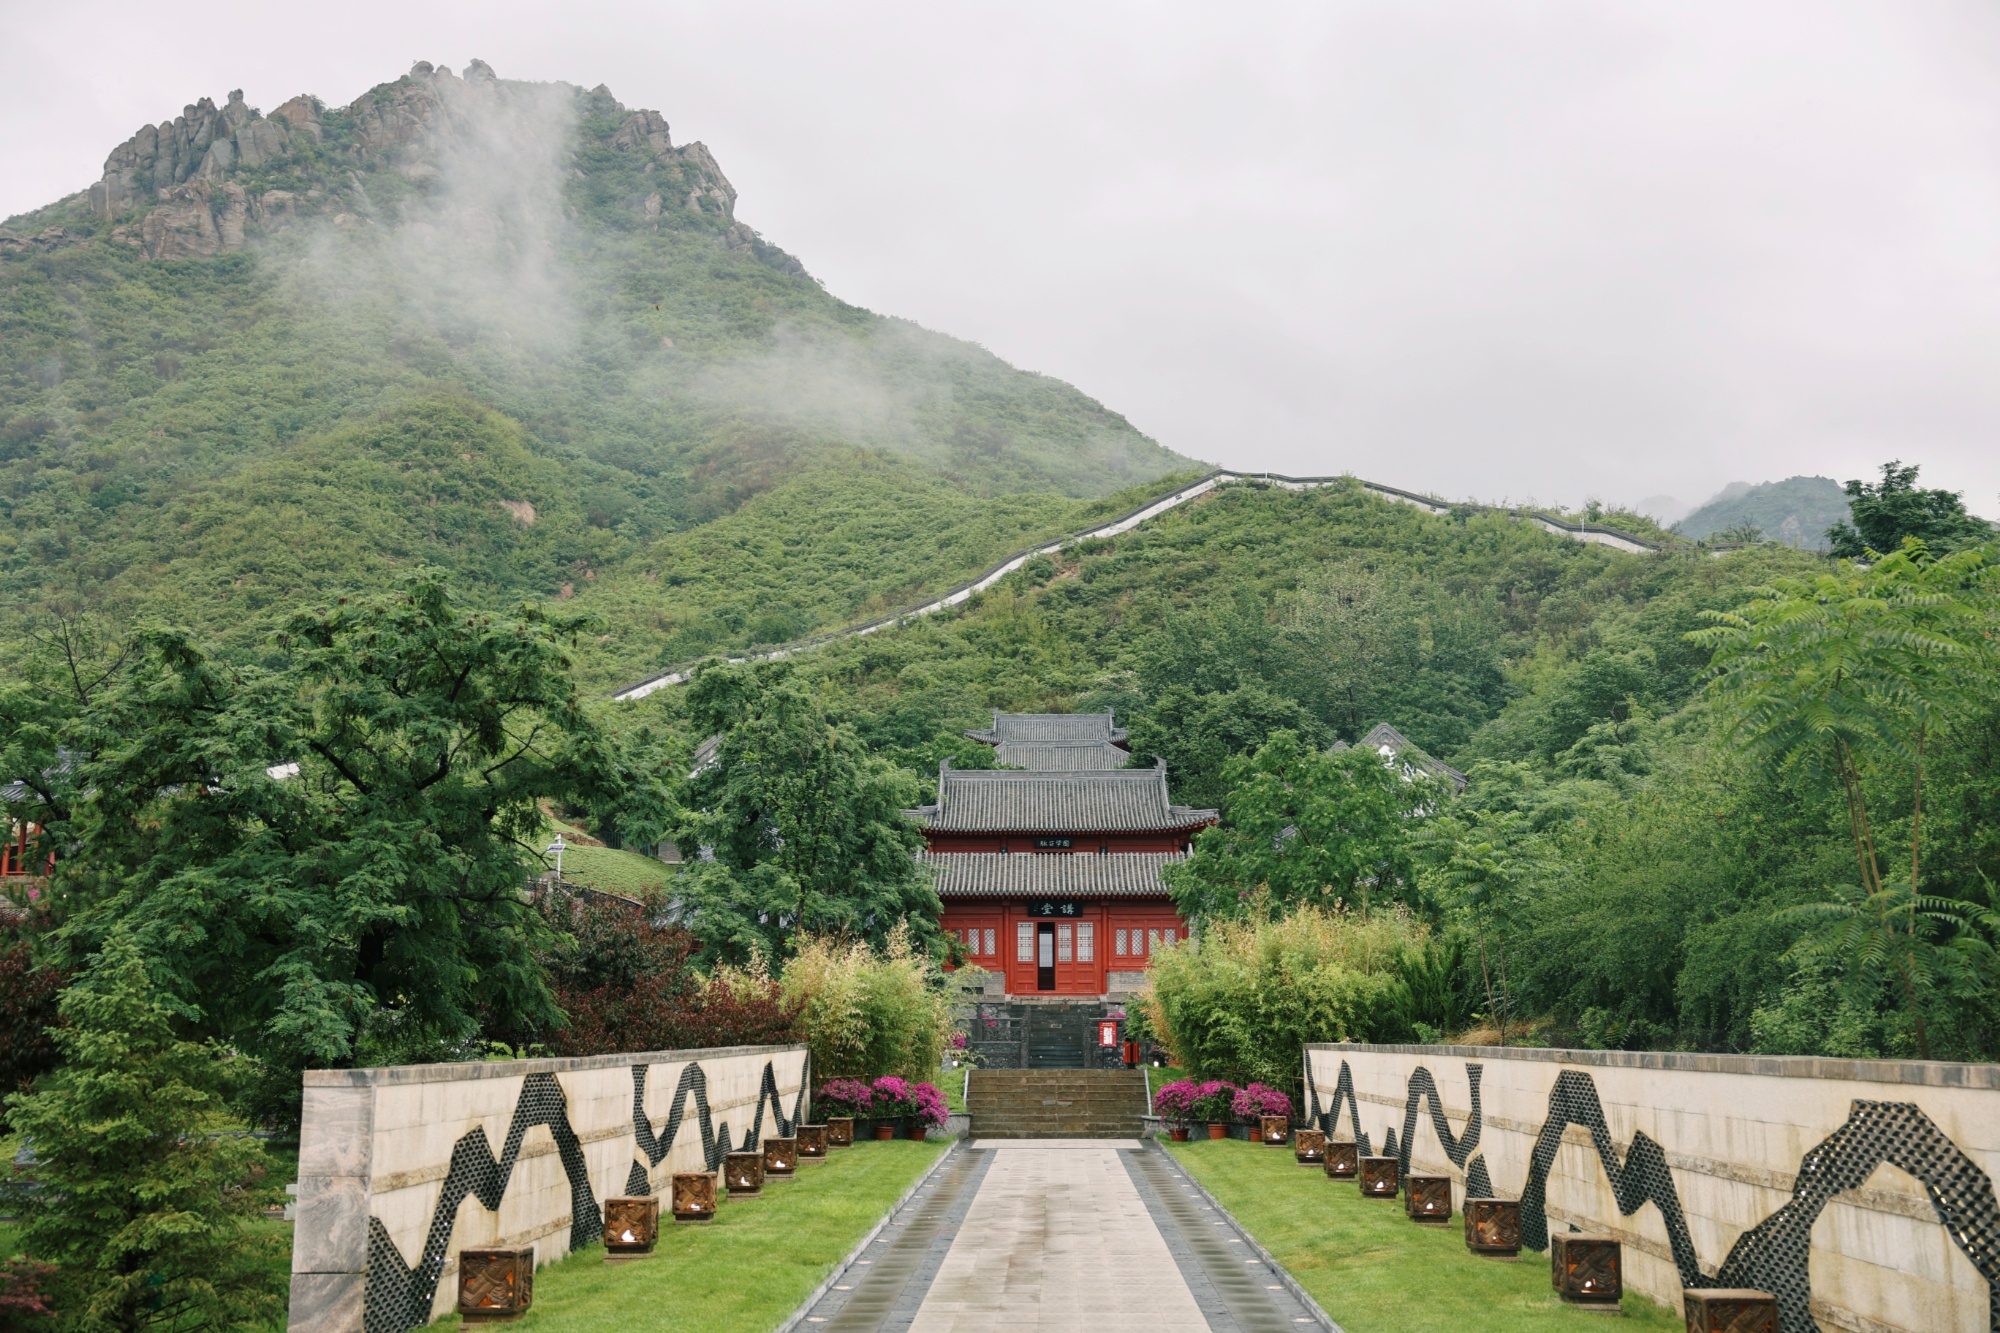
[1303, 1042, 2000, 1333]
[289, 1043, 808, 1333]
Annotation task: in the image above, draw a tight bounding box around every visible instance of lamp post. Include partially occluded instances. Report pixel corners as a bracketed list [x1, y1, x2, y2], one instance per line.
[545, 835, 566, 881]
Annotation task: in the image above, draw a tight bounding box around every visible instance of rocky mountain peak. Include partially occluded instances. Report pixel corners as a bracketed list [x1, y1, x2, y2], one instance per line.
[68, 62, 761, 264]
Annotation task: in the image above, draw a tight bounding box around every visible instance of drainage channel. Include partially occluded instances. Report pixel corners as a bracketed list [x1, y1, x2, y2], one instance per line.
[791, 1145, 995, 1332]
[1123, 1146, 1336, 1333]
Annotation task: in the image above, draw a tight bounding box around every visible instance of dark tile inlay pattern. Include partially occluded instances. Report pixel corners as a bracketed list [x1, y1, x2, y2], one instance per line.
[789, 1145, 993, 1332]
[1124, 1146, 1335, 1333]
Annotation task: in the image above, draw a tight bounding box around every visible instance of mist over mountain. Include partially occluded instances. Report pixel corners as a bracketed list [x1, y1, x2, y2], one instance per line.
[1672, 476, 1851, 550]
[0, 61, 1192, 673]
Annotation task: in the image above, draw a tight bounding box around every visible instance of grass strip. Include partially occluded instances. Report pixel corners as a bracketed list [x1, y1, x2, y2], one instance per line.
[1167, 1139, 1681, 1332]
[436, 1139, 948, 1332]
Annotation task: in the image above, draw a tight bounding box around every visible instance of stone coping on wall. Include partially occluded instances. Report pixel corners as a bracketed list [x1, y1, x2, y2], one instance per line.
[300, 1042, 802, 1086]
[1304, 1041, 2000, 1090]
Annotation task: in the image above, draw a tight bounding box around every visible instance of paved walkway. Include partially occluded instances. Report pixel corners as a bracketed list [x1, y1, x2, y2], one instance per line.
[794, 1142, 1328, 1333]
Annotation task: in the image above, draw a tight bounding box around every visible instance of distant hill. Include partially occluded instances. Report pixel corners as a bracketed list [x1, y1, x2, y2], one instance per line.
[1673, 475, 1851, 550]
[0, 61, 1193, 663]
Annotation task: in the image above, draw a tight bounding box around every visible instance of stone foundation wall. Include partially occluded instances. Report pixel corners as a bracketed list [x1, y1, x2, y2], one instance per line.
[289, 1043, 807, 1333]
[1303, 1043, 2000, 1333]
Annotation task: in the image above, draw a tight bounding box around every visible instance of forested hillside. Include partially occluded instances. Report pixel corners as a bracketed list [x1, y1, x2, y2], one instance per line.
[0, 61, 1188, 665]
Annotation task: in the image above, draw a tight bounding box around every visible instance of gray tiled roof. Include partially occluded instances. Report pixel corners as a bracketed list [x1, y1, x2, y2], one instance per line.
[920, 851, 1185, 898]
[907, 763, 1217, 833]
[1338, 723, 1469, 791]
[964, 710, 1130, 746]
[993, 740, 1132, 771]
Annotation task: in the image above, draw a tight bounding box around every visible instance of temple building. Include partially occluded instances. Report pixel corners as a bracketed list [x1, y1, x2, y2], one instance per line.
[910, 712, 1215, 998]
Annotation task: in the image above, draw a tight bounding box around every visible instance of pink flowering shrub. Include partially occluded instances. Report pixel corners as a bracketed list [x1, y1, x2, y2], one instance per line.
[1191, 1079, 1240, 1123]
[1232, 1083, 1293, 1122]
[1152, 1078, 1200, 1127]
[909, 1081, 949, 1130]
[816, 1079, 874, 1118]
[869, 1075, 917, 1117]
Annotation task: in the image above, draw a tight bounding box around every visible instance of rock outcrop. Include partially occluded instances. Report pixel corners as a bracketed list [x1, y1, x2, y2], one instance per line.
[75, 61, 760, 263]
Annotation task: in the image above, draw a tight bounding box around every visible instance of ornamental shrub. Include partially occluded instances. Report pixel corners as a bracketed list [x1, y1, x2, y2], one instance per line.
[869, 1075, 918, 1118]
[1191, 1079, 1239, 1124]
[815, 1078, 874, 1118]
[1151, 1078, 1199, 1128]
[909, 1082, 949, 1130]
[1145, 903, 1421, 1095]
[1232, 1083, 1293, 1122]
[781, 926, 953, 1081]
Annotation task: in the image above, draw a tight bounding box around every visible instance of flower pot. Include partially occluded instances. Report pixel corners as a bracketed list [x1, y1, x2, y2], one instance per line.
[875, 1124, 896, 1141]
[906, 1119, 929, 1142]
[1207, 1123, 1228, 1140]
[1168, 1126, 1191, 1142]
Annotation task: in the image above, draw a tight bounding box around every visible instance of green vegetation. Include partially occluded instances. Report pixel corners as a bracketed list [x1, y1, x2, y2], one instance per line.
[781, 931, 956, 1082]
[1674, 475, 1851, 549]
[1168, 1139, 1680, 1332]
[431, 1140, 946, 1333]
[1827, 461, 1996, 559]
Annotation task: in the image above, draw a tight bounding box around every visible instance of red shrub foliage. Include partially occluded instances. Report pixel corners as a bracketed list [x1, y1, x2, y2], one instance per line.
[0, 913, 65, 1129]
[0, 1254, 56, 1323]
[532, 891, 798, 1057]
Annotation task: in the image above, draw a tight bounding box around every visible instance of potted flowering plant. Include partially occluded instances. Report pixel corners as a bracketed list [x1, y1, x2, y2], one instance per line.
[870, 1075, 918, 1140]
[907, 1082, 949, 1140]
[816, 1078, 874, 1140]
[1233, 1083, 1294, 1144]
[1152, 1079, 1199, 1141]
[1192, 1080, 1239, 1139]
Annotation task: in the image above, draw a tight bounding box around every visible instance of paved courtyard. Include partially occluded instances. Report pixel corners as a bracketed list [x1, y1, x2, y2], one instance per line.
[793, 1142, 1329, 1333]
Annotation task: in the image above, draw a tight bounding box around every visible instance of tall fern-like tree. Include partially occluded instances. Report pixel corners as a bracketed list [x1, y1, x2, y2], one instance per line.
[1690, 542, 1996, 1056]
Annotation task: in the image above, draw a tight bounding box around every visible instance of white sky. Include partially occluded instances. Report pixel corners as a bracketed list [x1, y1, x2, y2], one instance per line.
[5, 0, 1999, 517]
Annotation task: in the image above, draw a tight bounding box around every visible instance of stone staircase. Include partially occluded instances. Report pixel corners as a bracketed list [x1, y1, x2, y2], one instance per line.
[966, 1069, 1150, 1138]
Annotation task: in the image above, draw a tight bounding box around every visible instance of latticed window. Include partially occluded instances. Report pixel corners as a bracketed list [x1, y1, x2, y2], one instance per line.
[1077, 922, 1094, 962]
[1017, 922, 1035, 962]
[1056, 924, 1073, 963]
[983, 928, 996, 957]
[1115, 929, 1129, 956]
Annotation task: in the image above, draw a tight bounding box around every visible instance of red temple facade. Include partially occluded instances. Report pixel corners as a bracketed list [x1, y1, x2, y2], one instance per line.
[910, 712, 1215, 998]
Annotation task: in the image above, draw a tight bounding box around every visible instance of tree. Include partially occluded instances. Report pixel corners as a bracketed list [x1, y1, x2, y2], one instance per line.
[0, 913, 66, 1129]
[1691, 544, 1996, 1056]
[1826, 461, 1993, 558]
[41, 574, 666, 1118]
[6, 936, 284, 1333]
[672, 663, 937, 963]
[1165, 729, 1436, 920]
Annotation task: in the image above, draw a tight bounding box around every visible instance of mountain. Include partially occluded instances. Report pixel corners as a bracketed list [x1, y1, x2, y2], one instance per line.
[0, 61, 1193, 670]
[1672, 475, 1851, 550]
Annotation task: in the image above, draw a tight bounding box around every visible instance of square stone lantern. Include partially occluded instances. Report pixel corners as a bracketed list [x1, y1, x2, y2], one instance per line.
[1550, 1233, 1622, 1308]
[724, 1150, 764, 1199]
[1323, 1140, 1359, 1179]
[458, 1246, 534, 1321]
[1293, 1129, 1326, 1165]
[1359, 1155, 1400, 1198]
[1260, 1115, 1291, 1146]
[1682, 1289, 1778, 1333]
[1463, 1198, 1521, 1257]
[798, 1123, 829, 1160]
[826, 1116, 855, 1148]
[1404, 1173, 1452, 1223]
[764, 1135, 799, 1179]
[602, 1196, 659, 1257]
[671, 1171, 718, 1223]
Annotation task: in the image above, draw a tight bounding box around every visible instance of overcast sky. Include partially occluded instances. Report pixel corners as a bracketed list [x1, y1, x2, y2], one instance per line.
[5, 0, 1998, 518]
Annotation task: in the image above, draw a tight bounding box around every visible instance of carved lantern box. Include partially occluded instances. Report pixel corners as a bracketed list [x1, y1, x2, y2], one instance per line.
[1551, 1233, 1622, 1307]
[798, 1123, 829, 1160]
[672, 1171, 718, 1223]
[1464, 1198, 1522, 1257]
[458, 1246, 534, 1321]
[764, 1135, 799, 1179]
[1294, 1129, 1327, 1165]
[1323, 1140, 1359, 1179]
[827, 1116, 855, 1148]
[724, 1150, 764, 1199]
[1682, 1289, 1778, 1333]
[1359, 1155, 1400, 1198]
[602, 1196, 659, 1256]
[1405, 1173, 1452, 1223]
[1260, 1115, 1291, 1146]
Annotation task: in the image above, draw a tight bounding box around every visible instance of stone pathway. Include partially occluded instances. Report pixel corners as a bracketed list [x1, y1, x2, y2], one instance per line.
[793, 1142, 1329, 1333]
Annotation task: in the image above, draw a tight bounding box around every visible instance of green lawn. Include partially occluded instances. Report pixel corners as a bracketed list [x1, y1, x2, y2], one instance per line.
[1167, 1140, 1681, 1332]
[435, 1139, 948, 1332]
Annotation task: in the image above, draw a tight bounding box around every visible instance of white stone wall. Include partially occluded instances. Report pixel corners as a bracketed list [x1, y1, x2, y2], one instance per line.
[1304, 1043, 1999, 1333]
[289, 1043, 807, 1332]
